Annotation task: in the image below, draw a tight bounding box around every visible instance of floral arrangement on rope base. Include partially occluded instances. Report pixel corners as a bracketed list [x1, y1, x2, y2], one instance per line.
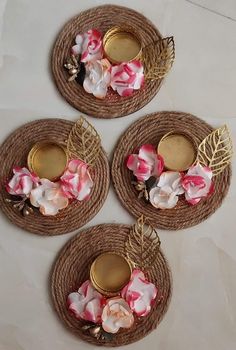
[5, 117, 101, 216]
[126, 126, 233, 209]
[67, 216, 162, 341]
[64, 28, 175, 98]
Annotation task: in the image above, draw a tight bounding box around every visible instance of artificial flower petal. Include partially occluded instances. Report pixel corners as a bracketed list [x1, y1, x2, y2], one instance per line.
[102, 297, 134, 334]
[181, 163, 214, 205]
[68, 280, 105, 323]
[127, 154, 152, 182]
[149, 171, 183, 209]
[110, 60, 144, 96]
[127, 144, 164, 182]
[72, 29, 103, 63]
[30, 179, 68, 216]
[6, 167, 39, 197]
[157, 171, 184, 195]
[121, 269, 157, 317]
[60, 159, 93, 201]
[83, 59, 111, 99]
[149, 186, 178, 209]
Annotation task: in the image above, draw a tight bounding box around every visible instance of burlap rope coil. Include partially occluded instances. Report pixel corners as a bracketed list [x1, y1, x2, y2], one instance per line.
[0, 119, 110, 236]
[112, 112, 232, 230]
[51, 5, 164, 119]
[51, 224, 172, 347]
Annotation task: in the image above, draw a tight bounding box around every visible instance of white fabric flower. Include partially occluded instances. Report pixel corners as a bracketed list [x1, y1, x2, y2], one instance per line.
[101, 297, 134, 334]
[30, 179, 68, 216]
[83, 59, 111, 99]
[149, 171, 184, 209]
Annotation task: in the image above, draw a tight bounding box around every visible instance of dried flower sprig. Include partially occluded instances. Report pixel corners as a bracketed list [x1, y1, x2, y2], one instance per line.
[81, 323, 114, 341]
[5, 196, 34, 216]
[131, 180, 149, 200]
[64, 54, 81, 81]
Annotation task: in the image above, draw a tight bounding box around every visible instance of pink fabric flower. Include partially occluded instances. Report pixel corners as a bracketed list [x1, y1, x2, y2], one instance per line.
[101, 297, 134, 334]
[30, 179, 68, 216]
[83, 59, 111, 99]
[68, 280, 105, 323]
[6, 167, 39, 196]
[60, 160, 93, 201]
[121, 269, 157, 317]
[110, 60, 144, 96]
[149, 171, 184, 209]
[181, 163, 214, 205]
[127, 144, 164, 182]
[72, 29, 103, 63]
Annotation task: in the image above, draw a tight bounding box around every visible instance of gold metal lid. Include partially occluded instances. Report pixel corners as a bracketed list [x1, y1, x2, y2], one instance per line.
[90, 252, 132, 296]
[27, 142, 68, 181]
[103, 26, 142, 64]
[158, 132, 197, 171]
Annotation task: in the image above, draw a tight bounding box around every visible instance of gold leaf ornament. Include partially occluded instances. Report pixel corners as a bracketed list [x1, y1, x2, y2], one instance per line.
[125, 216, 161, 271]
[142, 36, 175, 80]
[67, 116, 101, 166]
[197, 125, 233, 176]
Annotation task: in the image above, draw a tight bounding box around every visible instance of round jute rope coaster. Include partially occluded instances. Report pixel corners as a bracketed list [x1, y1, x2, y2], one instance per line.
[0, 119, 109, 236]
[51, 5, 164, 119]
[51, 224, 172, 346]
[111, 112, 232, 230]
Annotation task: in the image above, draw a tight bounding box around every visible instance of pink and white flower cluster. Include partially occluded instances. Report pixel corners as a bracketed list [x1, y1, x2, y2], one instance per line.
[67, 269, 157, 334]
[72, 29, 103, 63]
[70, 29, 145, 98]
[6, 160, 93, 216]
[127, 144, 214, 209]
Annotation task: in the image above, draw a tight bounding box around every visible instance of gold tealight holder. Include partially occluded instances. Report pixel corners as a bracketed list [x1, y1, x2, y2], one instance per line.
[157, 132, 198, 172]
[27, 141, 68, 181]
[90, 252, 132, 296]
[103, 26, 142, 64]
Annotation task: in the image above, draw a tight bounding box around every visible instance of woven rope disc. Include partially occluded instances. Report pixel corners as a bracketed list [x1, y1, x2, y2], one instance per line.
[0, 119, 109, 236]
[51, 5, 163, 119]
[112, 112, 232, 230]
[51, 224, 172, 346]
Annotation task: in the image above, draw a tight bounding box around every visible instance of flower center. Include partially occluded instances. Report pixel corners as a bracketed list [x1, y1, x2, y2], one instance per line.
[159, 189, 170, 200]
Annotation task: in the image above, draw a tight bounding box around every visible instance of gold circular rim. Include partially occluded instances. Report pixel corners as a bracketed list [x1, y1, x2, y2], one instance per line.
[157, 131, 198, 172]
[27, 141, 68, 181]
[90, 252, 132, 296]
[103, 26, 142, 64]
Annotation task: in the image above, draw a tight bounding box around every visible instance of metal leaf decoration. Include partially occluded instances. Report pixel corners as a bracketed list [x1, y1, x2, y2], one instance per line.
[67, 116, 101, 166]
[197, 125, 233, 176]
[142, 36, 175, 80]
[125, 216, 161, 271]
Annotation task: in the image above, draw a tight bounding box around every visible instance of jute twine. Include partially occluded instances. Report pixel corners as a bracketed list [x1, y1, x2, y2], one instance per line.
[51, 224, 172, 346]
[51, 5, 163, 119]
[0, 119, 109, 236]
[111, 112, 232, 230]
